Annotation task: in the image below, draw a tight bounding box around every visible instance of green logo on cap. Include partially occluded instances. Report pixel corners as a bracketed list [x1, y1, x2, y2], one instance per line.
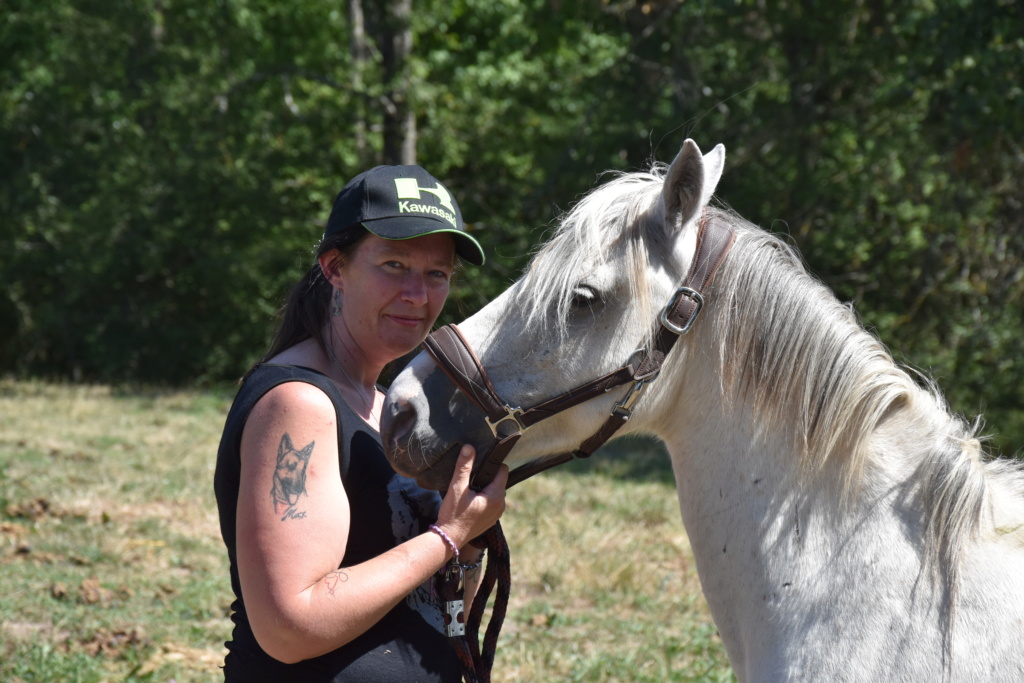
[394, 178, 457, 227]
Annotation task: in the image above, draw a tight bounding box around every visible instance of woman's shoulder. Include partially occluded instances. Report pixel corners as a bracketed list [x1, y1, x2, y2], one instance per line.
[246, 365, 337, 417]
[240, 374, 341, 469]
[243, 338, 334, 400]
[263, 337, 325, 371]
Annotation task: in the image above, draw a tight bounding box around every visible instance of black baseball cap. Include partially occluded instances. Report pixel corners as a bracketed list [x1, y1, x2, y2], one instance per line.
[324, 165, 485, 266]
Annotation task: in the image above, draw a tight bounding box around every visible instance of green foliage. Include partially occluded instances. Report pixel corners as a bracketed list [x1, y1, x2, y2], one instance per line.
[2, 0, 1021, 452]
[1, 0, 353, 382]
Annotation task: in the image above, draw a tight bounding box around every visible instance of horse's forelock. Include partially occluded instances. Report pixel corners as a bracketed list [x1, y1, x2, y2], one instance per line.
[516, 166, 670, 342]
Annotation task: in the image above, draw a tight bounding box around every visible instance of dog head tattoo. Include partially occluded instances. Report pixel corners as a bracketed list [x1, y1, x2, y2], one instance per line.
[271, 433, 314, 520]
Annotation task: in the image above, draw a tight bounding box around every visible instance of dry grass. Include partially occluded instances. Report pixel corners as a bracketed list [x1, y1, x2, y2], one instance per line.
[492, 445, 733, 682]
[0, 379, 234, 682]
[0, 379, 732, 682]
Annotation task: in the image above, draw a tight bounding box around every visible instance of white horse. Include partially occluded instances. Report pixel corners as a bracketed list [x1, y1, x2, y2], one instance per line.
[382, 140, 1024, 681]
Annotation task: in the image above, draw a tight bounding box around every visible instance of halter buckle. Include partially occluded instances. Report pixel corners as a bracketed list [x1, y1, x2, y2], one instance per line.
[486, 406, 528, 439]
[659, 286, 704, 335]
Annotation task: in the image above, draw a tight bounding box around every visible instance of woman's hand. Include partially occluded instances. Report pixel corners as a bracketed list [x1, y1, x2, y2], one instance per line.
[434, 445, 507, 550]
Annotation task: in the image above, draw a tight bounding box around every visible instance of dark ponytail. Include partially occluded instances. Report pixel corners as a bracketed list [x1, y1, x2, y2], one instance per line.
[247, 226, 370, 379]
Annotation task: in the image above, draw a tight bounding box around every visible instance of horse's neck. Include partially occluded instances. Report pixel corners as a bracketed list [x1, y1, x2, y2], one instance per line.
[648, 375, 949, 678]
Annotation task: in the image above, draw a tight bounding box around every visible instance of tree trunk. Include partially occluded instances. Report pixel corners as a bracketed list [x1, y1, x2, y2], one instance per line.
[348, 0, 369, 164]
[380, 0, 415, 165]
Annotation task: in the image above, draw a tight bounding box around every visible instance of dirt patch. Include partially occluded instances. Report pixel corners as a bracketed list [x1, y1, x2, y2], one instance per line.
[1, 620, 66, 643]
[4, 498, 53, 521]
[138, 642, 225, 677]
[72, 499, 222, 541]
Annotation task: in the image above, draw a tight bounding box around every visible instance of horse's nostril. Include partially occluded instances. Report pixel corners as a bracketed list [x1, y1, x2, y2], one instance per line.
[381, 397, 416, 458]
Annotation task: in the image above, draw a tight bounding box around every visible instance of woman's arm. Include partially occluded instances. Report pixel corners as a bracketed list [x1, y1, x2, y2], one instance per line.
[235, 381, 505, 664]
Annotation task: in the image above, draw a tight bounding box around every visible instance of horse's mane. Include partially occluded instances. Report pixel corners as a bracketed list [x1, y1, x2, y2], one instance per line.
[712, 213, 924, 488]
[708, 208, 1024, 655]
[709, 210, 1024, 535]
[517, 163, 1024, 619]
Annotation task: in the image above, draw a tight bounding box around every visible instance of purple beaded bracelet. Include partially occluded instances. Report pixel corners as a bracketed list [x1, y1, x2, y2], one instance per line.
[428, 524, 459, 562]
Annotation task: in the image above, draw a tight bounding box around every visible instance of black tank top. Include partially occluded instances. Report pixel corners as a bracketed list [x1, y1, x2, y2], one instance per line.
[213, 363, 460, 682]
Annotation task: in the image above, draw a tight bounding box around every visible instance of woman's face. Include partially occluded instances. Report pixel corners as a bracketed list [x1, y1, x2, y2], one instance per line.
[334, 232, 456, 366]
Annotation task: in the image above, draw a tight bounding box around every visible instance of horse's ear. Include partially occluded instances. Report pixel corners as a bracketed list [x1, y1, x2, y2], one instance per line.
[662, 139, 725, 232]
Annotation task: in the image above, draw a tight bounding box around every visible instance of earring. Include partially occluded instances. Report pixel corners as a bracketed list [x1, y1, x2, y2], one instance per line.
[332, 288, 342, 317]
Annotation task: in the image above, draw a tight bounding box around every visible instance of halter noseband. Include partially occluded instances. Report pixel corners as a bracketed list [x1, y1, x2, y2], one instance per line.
[422, 214, 736, 490]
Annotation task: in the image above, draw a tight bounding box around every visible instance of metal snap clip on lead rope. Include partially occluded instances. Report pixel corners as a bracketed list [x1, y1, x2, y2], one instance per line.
[442, 561, 466, 637]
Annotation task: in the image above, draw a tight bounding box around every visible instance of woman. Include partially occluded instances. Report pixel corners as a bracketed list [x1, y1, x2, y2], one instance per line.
[214, 165, 508, 681]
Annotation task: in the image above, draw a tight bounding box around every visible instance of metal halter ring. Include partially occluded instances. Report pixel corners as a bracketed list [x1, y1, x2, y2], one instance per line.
[485, 406, 528, 439]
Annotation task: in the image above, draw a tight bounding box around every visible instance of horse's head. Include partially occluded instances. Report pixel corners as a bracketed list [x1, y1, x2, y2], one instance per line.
[381, 139, 725, 490]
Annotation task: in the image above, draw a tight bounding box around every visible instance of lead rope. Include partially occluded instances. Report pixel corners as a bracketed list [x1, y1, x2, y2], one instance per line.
[437, 522, 511, 683]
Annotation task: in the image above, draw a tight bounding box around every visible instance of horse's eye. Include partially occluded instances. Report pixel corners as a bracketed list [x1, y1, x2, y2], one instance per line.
[570, 285, 598, 309]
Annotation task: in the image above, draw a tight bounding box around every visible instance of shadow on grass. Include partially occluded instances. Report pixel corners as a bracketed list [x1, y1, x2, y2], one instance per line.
[554, 434, 676, 486]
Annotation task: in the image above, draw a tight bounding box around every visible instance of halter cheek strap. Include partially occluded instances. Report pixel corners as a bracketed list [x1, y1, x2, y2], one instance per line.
[422, 213, 737, 491]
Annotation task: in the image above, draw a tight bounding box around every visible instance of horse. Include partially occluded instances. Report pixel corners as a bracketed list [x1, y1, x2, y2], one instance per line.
[380, 139, 1024, 681]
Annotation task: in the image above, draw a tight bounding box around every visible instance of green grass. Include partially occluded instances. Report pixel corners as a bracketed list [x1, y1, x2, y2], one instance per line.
[0, 380, 734, 682]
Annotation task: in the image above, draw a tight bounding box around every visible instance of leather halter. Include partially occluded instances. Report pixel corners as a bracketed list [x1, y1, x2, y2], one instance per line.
[422, 213, 736, 490]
